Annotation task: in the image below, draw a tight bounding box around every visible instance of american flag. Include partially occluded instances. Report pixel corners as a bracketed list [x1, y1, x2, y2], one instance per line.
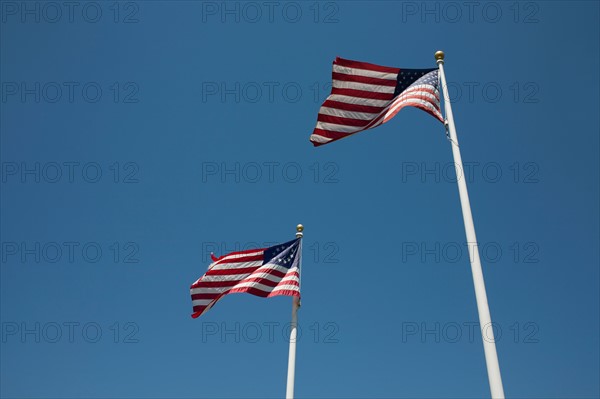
[190, 239, 301, 318]
[310, 57, 444, 146]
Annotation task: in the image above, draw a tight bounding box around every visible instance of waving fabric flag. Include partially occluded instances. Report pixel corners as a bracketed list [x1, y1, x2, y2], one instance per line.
[190, 238, 301, 318]
[310, 57, 444, 146]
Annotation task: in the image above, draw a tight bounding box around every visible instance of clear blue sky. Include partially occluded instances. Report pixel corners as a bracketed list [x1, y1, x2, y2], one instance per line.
[1, 1, 598, 398]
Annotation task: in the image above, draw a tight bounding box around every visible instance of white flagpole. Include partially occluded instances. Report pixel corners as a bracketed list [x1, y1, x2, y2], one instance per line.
[285, 224, 303, 399]
[435, 51, 505, 399]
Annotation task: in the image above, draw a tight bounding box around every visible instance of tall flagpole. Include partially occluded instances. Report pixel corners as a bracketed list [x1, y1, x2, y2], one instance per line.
[435, 51, 505, 399]
[286, 224, 303, 399]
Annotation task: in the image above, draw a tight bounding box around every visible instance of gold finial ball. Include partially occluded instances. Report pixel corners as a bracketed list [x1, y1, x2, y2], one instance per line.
[434, 51, 445, 61]
[296, 224, 304, 233]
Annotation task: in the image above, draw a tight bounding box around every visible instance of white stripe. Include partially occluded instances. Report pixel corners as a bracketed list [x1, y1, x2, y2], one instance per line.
[192, 299, 215, 307]
[363, 117, 384, 130]
[192, 283, 300, 307]
[256, 265, 299, 277]
[389, 96, 440, 114]
[327, 94, 390, 107]
[333, 64, 397, 81]
[271, 284, 301, 293]
[200, 273, 252, 282]
[396, 89, 439, 105]
[215, 250, 263, 263]
[319, 106, 379, 121]
[230, 281, 288, 293]
[384, 98, 443, 121]
[208, 260, 263, 272]
[191, 286, 230, 295]
[279, 275, 300, 284]
[201, 268, 299, 284]
[191, 275, 300, 297]
[192, 265, 299, 291]
[316, 121, 363, 133]
[333, 80, 395, 94]
[310, 134, 333, 143]
[403, 84, 439, 99]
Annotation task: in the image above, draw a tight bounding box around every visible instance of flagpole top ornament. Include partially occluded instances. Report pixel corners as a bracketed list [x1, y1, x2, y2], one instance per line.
[435, 51, 445, 63]
[296, 224, 304, 238]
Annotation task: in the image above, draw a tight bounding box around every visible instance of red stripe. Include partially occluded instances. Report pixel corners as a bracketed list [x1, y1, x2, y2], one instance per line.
[192, 275, 299, 308]
[203, 266, 259, 276]
[191, 286, 300, 318]
[191, 266, 257, 288]
[407, 95, 441, 113]
[194, 280, 239, 288]
[212, 247, 265, 261]
[381, 99, 442, 125]
[394, 94, 440, 108]
[331, 87, 394, 101]
[318, 113, 372, 127]
[311, 128, 353, 141]
[252, 268, 288, 279]
[192, 291, 229, 316]
[191, 293, 219, 300]
[332, 72, 396, 87]
[266, 289, 300, 298]
[192, 267, 293, 288]
[192, 304, 212, 317]
[229, 286, 299, 298]
[285, 271, 300, 279]
[392, 93, 441, 113]
[191, 286, 235, 318]
[322, 100, 384, 114]
[194, 275, 299, 289]
[334, 57, 399, 74]
[213, 254, 264, 265]
[404, 102, 444, 123]
[399, 86, 440, 101]
[240, 276, 300, 288]
[250, 268, 287, 279]
[192, 304, 214, 318]
[363, 110, 386, 129]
